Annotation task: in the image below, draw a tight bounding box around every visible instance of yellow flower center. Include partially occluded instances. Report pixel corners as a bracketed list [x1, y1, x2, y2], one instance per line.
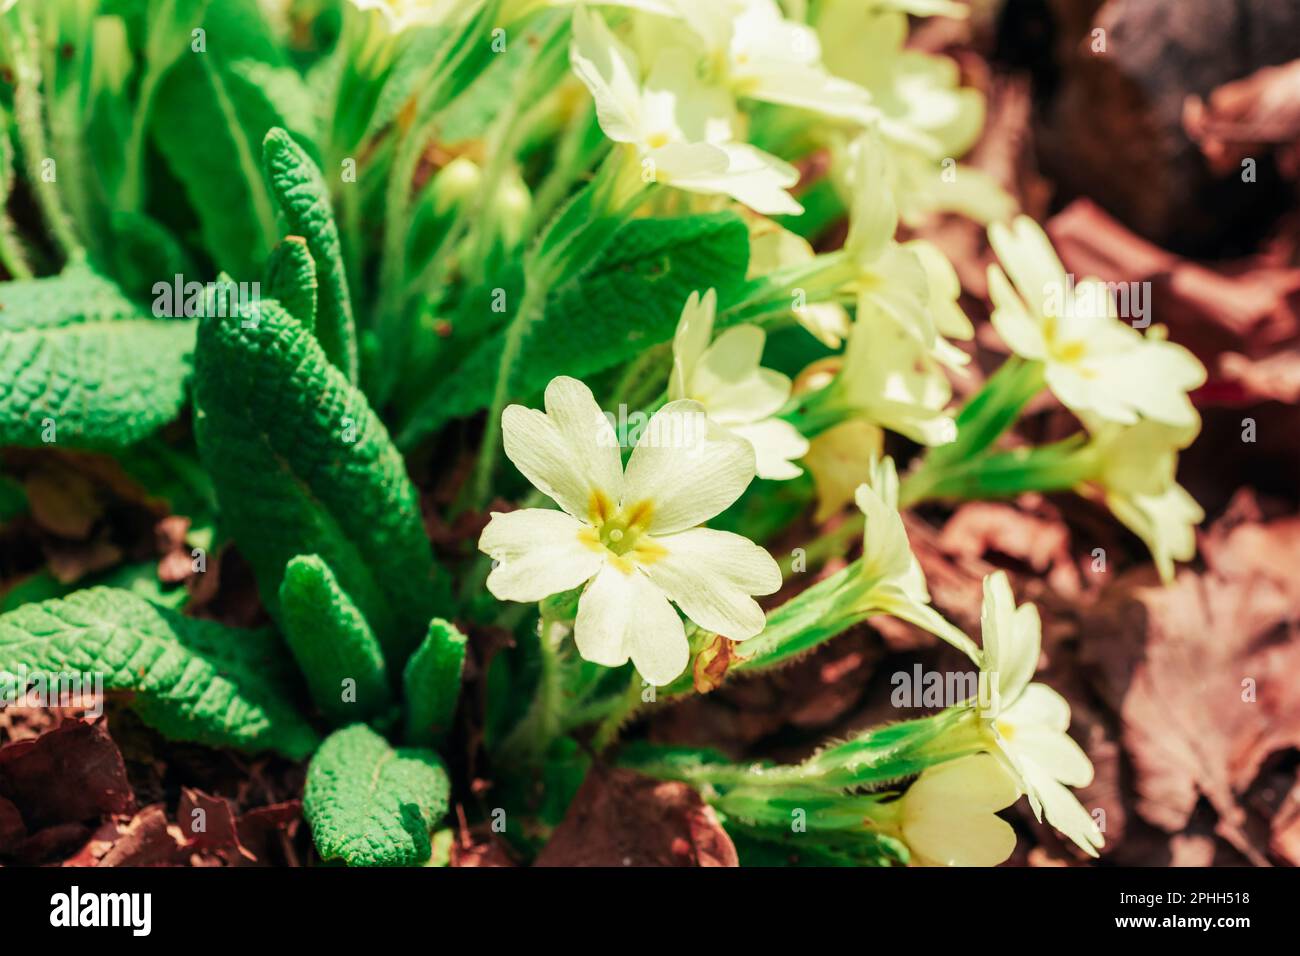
[579, 490, 666, 572]
[995, 719, 1016, 742]
[646, 131, 671, 150]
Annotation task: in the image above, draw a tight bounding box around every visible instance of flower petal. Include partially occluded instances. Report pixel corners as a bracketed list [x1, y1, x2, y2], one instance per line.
[569, 6, 644, 145]
[902, 753, 1020, 867]
[501, 376, 623, 519]
[987, 264, 1048, 360]
[479, 508, 604, 603]
[623, 400, 756, 534]
[643, 527, 781, 640]
[670, 289, 717, 401]
[729, 418, 809, 481]
[574, 563, 688, 684]
[979, 571, 1041, 707]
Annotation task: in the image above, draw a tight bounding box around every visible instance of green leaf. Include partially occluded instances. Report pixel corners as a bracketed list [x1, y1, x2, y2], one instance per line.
[0, 267, 195, 449]
[264, 236, 318, 333]
[262, 128, 357, 380]
[397, 211, 751, 447]
[193, 291, 448, 667]
[148, 0, 304, 278]
[0, 587, 318, 758]
[402, 618, 466, 747]
[303, 724, 450, 867]
[279, 555, 391, 725]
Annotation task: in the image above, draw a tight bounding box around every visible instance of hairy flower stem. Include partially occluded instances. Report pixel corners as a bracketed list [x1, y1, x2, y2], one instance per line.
[3, 12, 82, 261]
[492, 602, 568, 767]
[470, 278, 551, 507]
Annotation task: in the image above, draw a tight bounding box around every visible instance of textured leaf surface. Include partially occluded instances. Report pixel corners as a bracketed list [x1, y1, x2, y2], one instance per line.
[265, 236, 318, 333]
[402, 618, 467, 747]
[262, 128, 356, 380]
[397, 212, 750, 446]
[193, 293, 446, 666]
[0, 267, 194, 449]
[304, 724, 450, 866]
[280, 555, 391, 725]
[0, 587, 317, 758]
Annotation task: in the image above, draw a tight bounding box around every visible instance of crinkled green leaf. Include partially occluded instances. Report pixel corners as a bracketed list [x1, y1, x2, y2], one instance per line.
[397, 212, 750, 447]
[402, 617, 466, 747]
[193, 291, 447, 666]
[280, 555, 391, 725]
[264, 235, 318, 333]
[304, 724, 450, 867]
[262, 128, 356, 380]
[0, 267, 194, 449]
[0, 587, 317, 758]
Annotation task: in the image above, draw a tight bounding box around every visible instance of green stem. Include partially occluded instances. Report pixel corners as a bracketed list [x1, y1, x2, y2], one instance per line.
[119, 63, 163, 212]
[492, 604, 566, 766]
[6, 12, 82, 260]
[469, 277, 551, 507]
[590, 671, 643, 753]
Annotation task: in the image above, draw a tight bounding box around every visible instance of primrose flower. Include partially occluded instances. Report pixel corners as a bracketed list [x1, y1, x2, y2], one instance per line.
[347, 0, 452, 32]
[838, 133, 973, 371]
[802, 419, 883, 523]
[842, 134, 933, 345]
[838, 458, 978, 660]
[670, 0, 877, 125]
[987, 215, 1205, 427]
[835, 314, 956, 448]
[1080, 414, 1204, 583]
[569, 6, 801, 215]
[669, 289, 809, 480]
[818, 3, 1014, 225]
[976, 571, 1104, 857]
[478, 376, 782, 685]
[897, 753, 1020, 867]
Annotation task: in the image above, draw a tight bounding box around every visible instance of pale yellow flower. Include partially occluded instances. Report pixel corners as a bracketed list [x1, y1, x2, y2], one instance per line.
[1080, 413, 1203, 583]
[987, 215, 1205, 427]
[479, 376, 781, 685]
[347, 0, 453, 32]
[670, 289, 809, 480]
[802, 419, 883, 522]
[976, 572, 1104, 856]
[900, 753, 1020, 867]
[667, 0, 877, 125]
[840, 458, 978, 660]
[836, 313, 956, 448]
[569, 6, 801, 214]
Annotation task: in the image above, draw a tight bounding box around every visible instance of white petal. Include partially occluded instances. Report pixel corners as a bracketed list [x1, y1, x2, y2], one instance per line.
[729, 418, 808, 481]
[569, 6, 644, 145]
[979, 571, 1040, 707]
[646, 140, 730, 184]
[987, 264, 1048, 360]
[988, 216, 1067, 317]
[692, 325, 790, 422]
[670, 143, 803, 215]
[643, 527, 781, 640]
[479, 509, 603, 603]
[500, 376, 623, 520]
[1024, 765, 1104, 857]
[902, 753, 1020, 867]
[574, 563, 688, 684]
[845, 132, 900, 267]
[670, 289, 716, 401]
[622, 400, 756, 534]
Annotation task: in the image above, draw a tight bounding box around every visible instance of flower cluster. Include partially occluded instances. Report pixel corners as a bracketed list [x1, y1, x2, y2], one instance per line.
[452, 0, 1205, 865]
